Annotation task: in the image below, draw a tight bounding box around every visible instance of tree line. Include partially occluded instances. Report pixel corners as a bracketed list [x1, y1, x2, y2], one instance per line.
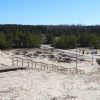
[0, 24, 100, 49]
[49, 33, 100, 49]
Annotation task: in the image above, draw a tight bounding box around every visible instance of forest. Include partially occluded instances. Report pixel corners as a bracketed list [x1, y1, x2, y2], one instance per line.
[0, 24, 100, 49]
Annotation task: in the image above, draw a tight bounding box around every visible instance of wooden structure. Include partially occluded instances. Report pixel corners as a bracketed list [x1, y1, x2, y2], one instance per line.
[0, 64, 27, 72]
[12, 57, 85, 75]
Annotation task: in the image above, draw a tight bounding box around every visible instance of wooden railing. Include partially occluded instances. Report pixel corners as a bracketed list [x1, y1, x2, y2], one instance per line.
[12, 57, 85, 75]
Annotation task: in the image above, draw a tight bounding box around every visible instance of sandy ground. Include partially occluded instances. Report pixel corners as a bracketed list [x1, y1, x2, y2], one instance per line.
[0, 48, 100, 100]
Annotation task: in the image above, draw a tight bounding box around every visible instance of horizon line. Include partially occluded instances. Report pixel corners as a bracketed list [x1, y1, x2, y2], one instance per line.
[0, 23, 100, 26]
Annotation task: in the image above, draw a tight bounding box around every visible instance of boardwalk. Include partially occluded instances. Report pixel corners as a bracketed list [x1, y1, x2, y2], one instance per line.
[0, 64, 27, 72]
[0, 57, 85, 74]
[11, 57, 85, 75]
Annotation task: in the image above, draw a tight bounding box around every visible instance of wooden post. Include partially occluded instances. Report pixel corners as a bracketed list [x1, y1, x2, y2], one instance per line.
[41, 62, 42, 69]
[22, 59, 23, 66]
[54, 66, 57, 72]
[70, 68, 71, 74]
[42, 63, 44, 70]
[32, 61, 35, 69]
[17, 58, 18, 66]
[44, 63, 46, 70]
[45, 64, 48, 71]
[47, 64, 48, 70]
[55, 66, 57, 72]
[63, 68, 66, 74]
[43, 63, 44, 70]
[44, 64, 46, 70]
[52, 65, 53, 71]
[52, 66, 55, 72]
[92, 46, 94, 65]
[28, 60, 29, 67]
[35, 62, 36, 68]
[31, 61, 33, 68]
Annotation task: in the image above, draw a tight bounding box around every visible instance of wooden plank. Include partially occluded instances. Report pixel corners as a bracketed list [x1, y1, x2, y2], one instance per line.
[0, 65, 27, 72]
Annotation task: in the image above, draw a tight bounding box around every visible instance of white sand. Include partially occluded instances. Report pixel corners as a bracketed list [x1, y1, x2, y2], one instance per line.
[0, 49, 100, 100]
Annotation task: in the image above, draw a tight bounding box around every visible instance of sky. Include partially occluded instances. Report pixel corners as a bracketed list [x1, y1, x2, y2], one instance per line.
[0, 0, 100, 25]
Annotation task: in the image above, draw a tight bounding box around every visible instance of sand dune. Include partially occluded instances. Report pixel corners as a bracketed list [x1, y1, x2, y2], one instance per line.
[0, 48, 100, 100]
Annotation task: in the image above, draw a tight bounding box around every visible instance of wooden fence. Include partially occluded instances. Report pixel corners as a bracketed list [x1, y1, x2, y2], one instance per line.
[12, 57, 85, 75]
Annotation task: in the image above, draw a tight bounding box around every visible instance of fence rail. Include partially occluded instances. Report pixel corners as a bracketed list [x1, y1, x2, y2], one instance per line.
[12, 57, 85, 75]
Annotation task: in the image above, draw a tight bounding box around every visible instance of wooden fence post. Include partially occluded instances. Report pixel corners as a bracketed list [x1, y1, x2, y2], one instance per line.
[22, 59, 23, 66]
[31, 60, 33, 68]
[28, 60, 29, 67]
[17, 57, 18, 66]
[43, 63, 45, 70]
[65, 69, 67, 74]
[41, 62, 42, 69]
[35, 62, 36, 68]
[46, 64, 48, 70]
[52, 65, 54, 71]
